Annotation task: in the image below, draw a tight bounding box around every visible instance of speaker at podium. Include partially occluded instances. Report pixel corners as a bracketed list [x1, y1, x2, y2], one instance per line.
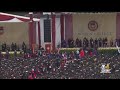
[45, 44, 51, 53]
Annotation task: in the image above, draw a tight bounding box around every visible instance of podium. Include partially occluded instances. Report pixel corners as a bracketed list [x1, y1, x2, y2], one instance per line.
[45, 44, 51, 53]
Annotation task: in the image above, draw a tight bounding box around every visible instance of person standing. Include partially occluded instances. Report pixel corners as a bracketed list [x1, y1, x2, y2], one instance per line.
[98, 38, 102, 47]
[75, 38, 79, 47]
[110, 38, 113, 47]
[105, 37, 108, 47]
[90, 38, 94, 48]
[83, 38, 86, 48]
[4, 42, 7, 51]
[79, 49, 85, 58]
[76, 49, 79, 59]
[86, 38, 89, 47]
[79, 39, 82, 47]
[63, 40, 67, 48]
[11, 42, 14, 51]
[68, 38, 71, 48]
[2, 42, 6, 52]
[95, 38, 98, 48]
[102, 38, 104, 47]
[22, 42, 27, 53]
[14, 43, 17, 51]
[6, 50, 9, 59]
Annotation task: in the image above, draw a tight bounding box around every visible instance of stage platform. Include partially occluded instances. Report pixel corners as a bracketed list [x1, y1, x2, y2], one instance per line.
[0, 47, 119, 54]
[1, 51, 24, 55]
[59, 47, 119, 50]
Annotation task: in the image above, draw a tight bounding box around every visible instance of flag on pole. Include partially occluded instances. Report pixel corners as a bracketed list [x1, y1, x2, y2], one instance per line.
[116, 42, 120, 53]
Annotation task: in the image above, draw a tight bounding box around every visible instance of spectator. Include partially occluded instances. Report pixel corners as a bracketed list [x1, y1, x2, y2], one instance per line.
[22, 42, 27, 53]
[68, 38, 71, 48]
[14, 43, 17, 51]
[11, 42, 14, 51]
[90, 38, 94, 48]
[70, 38, 74, 48]
[76, 49, 79, 59]
[0, 41, 120, 79]
[79, 39, 82, 47]
[2, 42, 6, 51]
[105, 37, 108, 47]
[61, 40, 67, 48]
[110, 38, 114, 47]
[98, 38, 102, 47]
[75, 38, 79, 47]
[79, 49, 85, 58]
[95, 38, 98, 48]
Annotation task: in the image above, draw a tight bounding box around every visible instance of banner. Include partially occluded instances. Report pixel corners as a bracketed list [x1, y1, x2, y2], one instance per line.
[73, 13, 116, 42]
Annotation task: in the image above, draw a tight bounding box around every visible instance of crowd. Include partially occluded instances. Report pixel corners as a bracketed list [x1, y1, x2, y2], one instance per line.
[61, 37, 120, 48]
[0, 42, 27, 52]
[0, 45, 120, 79]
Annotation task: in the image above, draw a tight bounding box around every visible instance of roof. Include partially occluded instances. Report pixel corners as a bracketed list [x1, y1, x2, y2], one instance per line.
[0, 12, 40, 22]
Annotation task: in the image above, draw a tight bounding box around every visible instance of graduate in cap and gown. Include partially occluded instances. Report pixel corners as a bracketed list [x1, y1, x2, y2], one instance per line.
[79, 49, 85, 58]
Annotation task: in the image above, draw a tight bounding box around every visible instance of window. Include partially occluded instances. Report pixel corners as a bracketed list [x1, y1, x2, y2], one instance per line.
[44, 19, 51, 42]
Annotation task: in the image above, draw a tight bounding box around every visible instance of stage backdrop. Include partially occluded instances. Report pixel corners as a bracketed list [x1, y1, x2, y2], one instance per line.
[72, 13, 116, 43]
[0, 22, 29, 46]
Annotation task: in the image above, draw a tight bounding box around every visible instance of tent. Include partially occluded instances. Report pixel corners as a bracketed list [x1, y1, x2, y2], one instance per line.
[0, 12, 40, 49]
[0, 12, 39, 22]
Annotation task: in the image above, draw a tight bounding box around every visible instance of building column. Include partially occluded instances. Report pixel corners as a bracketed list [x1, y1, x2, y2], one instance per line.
[51, 13, 56, 50]
[60, 14, 65, 42]
[29, 12, 33, 48]
[38, 21, 41, 48]
[116, 13, 120, 39]
[65, 14, 73, 41]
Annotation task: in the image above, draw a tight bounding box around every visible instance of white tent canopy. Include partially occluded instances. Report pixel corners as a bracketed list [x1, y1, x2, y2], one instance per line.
[0, 17, 23, 23]
[0, 12, 40, 22]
